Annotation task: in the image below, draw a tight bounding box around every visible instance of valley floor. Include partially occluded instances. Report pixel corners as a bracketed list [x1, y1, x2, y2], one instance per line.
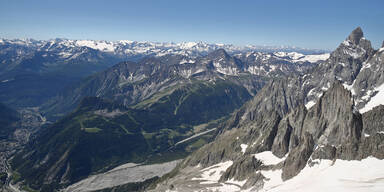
[64, 160, 181, 192]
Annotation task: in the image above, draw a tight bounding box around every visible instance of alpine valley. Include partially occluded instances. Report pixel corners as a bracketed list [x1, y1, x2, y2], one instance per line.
[0, 27, 383, 192]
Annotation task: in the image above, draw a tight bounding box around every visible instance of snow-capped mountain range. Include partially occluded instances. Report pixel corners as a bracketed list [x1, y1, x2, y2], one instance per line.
[0, 38, 328, 59]
[0, 38, 330, 79]
[42, 47, 331, 118]
[0, 37, 329, 108]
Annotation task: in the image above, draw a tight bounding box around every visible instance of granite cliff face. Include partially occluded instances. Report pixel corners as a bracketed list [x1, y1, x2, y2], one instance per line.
[221, 27, 381, 127]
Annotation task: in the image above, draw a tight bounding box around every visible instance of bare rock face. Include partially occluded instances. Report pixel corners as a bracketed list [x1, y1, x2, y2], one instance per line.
[286, 104, 308, 151]
[275, 81, 363, 160]
[271, 119, 292, 158]
[348, 27, 364, 45]
[358, 105, 384, 159]
[219, 155, 262, 182]
[241, 77, 305, 122]
[358, 133, 384, 159]
[362, 105, 384, 135]
[182, 128, 240, 168]
[241, 172, 265, 191]
[311, 144, 337, 160]
[309, 81, 362, 146]
[307, 86, 384, 161]
[272, 81, 364, 178]
[282, 132, 314, 180]
[184, 110, 281, 168]
[294, 82, 363, 161]
[335, 141, 361, 160]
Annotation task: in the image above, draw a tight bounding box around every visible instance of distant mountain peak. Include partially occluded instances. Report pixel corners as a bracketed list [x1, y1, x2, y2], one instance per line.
[332, 27, 373, 64]
[347, 27, 364, 45]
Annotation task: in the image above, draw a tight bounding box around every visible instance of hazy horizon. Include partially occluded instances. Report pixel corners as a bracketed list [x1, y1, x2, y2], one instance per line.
[1, 0, 383, 50]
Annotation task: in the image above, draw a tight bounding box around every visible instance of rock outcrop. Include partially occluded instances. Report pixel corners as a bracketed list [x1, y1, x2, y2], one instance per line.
[348, 27, 364, 45]
[282, 132, 314, 180]
[219, 156, 262, 182]
[362, 105, 384, 135]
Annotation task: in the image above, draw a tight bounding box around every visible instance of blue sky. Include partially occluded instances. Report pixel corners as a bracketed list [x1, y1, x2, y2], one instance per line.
[0, 0, 383, 49]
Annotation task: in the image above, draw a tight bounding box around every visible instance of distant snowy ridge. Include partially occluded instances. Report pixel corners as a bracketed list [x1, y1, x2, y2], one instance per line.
[0, 38, 329, 59]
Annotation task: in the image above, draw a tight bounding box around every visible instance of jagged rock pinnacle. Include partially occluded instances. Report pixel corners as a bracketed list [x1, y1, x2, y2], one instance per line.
[347, 27, 364, 45]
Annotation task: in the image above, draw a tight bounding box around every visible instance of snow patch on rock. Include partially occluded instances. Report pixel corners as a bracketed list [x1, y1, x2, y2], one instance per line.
[192, 161, 233, 184]
[360, 83, 384, 113]
[254, 151, 286, 166]
[240, 144, 248, 154]
[305, 100, 316, 110]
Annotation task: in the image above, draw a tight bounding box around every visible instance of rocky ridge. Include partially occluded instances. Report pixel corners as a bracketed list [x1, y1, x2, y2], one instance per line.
[149, 27, 384, 192]
[0, 36, 328, 109]
[44, 48, 326, 118]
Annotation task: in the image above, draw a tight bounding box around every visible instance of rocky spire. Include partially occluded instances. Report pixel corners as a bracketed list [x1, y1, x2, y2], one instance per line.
[347, 27, 364, 45]
[382, 40, 384, 48]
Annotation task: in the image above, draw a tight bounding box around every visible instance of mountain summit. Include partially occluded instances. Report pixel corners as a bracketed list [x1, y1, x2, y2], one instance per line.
[347, 27, 364, 45]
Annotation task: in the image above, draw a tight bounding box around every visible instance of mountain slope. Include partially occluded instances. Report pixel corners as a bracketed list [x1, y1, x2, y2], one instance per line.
[149, 27, 384, 192]
[0, 37, 328, 109]
[151, 81, 384, 192]
[227, 27, 379, 124]
[0, 38, 329, 80]
[0, 103, 20, 139]
[10, 78, 255, 191]
[12, 98, 164, 191]
[43, 49, 326, 119]
[0, 39, 122, 107]
[3, 39, 329, 191]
